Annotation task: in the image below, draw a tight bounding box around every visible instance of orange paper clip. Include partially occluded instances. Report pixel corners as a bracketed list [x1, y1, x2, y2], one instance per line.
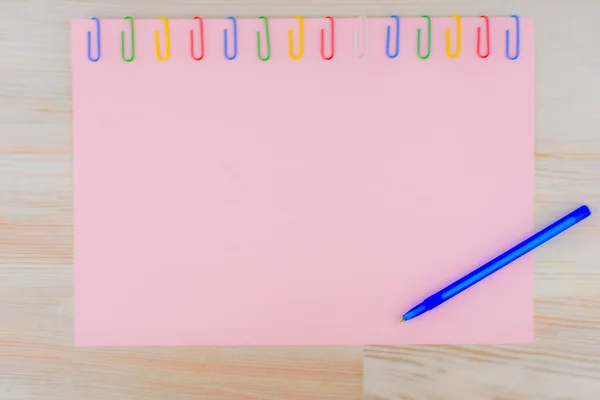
[445, 15, 461, 59]
[154, 17, 171, 61]
[288, 16, 304, 60]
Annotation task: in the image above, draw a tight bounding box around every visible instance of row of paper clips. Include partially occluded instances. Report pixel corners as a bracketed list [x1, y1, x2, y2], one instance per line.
[86, 15, 521, 62]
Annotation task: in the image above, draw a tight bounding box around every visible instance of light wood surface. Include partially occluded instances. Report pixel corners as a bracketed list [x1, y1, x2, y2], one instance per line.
[1, 1, 599, 399]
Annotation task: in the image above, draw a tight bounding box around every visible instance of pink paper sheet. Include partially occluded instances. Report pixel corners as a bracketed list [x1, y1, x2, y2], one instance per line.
[72, 17, 534, 346]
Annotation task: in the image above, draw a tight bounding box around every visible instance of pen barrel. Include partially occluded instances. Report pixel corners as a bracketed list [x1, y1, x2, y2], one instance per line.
[403, 205, 591, 322]
[440, 205, 591, 302]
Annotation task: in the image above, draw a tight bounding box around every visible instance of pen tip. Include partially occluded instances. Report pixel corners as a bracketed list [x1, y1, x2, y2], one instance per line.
[398, 318, 404, 324]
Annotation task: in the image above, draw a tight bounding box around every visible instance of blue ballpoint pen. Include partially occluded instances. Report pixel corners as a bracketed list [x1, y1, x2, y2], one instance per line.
[399, 205, 592, 323]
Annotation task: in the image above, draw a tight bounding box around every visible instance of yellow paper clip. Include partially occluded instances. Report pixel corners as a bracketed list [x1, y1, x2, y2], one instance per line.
[445, 15, 461, 59]
[288, 16, 304, 60]
[155, 17, 171, 61]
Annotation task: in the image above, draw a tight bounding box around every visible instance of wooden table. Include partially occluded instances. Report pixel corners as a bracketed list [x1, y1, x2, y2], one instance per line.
[1, 1, 599, 399]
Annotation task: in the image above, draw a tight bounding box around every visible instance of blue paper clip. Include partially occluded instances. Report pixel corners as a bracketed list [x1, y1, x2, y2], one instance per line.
[506, 15, 520, 60]
[87, 17, 101, 62]
[224, 16, 238, 60]
[385, 15, 400, 59]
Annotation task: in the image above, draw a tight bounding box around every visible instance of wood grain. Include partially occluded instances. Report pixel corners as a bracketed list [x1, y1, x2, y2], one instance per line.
[1, 1, 599, 399]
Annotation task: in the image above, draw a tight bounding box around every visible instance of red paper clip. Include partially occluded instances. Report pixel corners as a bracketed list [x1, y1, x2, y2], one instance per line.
[190, 16, 205, 60]
[477, 16, 490, 59]
[320, 16, 335, 60]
